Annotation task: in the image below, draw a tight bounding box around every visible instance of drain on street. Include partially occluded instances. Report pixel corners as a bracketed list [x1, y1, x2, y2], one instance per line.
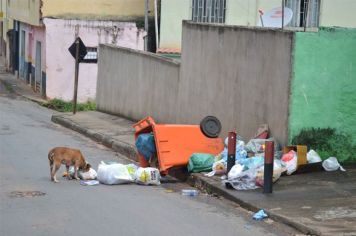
[9, 191, 46, 198]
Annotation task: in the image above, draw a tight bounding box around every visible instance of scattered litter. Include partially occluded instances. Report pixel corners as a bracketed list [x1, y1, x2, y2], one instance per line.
[307, 149, 322, 163]
[269, 207, 282, 211]
[165, 189, 173, 193]
[253, 209, 268, 221]
[322, 157, 346, 172]
[80, 180, 99, 186]
[135, 167, 161, 185]
[181, 189, 199, 196]
[301, 206, 312, 209]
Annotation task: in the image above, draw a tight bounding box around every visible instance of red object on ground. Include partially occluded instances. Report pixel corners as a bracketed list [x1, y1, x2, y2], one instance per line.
[281, 150, 296, 162]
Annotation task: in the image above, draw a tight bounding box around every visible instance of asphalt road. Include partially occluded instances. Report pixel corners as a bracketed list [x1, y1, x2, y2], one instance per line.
[0, 82, 298, 236]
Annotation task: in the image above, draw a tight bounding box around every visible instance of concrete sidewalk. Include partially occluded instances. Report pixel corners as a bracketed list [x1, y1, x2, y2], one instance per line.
[50, 111, 356, 236]
[2, 71, 356, 236]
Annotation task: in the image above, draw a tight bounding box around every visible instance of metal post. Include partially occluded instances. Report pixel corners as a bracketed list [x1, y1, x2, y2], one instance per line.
[144, 0, 149, 51]
[154, 0, 159, 51]
[282, 0, 285, 29]
[263, 141, 274, 194]
[73, 38, 80, 115]
[303, 0, 310, 32]
[227, 132, 237, 174]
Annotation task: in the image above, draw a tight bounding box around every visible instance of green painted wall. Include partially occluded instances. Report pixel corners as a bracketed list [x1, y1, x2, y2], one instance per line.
[289, 28, 356, 145]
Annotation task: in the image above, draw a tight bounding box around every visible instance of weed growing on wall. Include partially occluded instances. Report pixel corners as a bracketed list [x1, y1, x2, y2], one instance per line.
[292, 128, 356, 163]
[43, 99, 96, 112]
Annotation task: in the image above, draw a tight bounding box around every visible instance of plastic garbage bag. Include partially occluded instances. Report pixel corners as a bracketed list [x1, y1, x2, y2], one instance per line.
[220, 138, 247, 163]
[135, 167, 161, 185]
[281, 150, 297, 175]
[135, 133, 156, 161]
[205, 159, 227, 177]
[97, 162, 134, 185]
[322, 157, 346, 172]
[126, 163, 139, 179]
[187, 153, 215, 173]
[307, 149, 322, 163]
[255, 160, 284, 186]
[79, 168, 97, 180]
[224, 167, 258, 190]
[253, 209, 268, 221]
[227, 164, 244, 180]
[65, 166, 97, 180]
[238, 156, 264, 171]
[245, 138, 281, 159]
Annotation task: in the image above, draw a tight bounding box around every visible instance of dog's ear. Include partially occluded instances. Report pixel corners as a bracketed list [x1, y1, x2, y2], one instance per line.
[86, 163, 91, 169]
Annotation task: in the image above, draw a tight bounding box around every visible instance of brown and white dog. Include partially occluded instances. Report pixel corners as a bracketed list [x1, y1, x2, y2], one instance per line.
[48, 147, 91, 183]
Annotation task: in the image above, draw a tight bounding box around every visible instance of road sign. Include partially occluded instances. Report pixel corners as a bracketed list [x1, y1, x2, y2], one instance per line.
[68, 37, 87, 62]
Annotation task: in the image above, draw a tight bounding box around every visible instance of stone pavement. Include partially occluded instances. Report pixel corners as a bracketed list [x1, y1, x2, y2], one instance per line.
[2, 71, 356, 236]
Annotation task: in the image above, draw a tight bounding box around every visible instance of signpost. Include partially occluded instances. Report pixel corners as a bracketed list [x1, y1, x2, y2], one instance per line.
[68, 37, 87, 114]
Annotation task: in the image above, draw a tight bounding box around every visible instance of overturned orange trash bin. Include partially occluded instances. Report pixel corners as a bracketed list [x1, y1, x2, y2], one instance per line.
[133, 116, 224, 174]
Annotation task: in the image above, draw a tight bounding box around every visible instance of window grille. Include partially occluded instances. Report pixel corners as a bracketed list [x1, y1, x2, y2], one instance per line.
[192, 0, 226, 23]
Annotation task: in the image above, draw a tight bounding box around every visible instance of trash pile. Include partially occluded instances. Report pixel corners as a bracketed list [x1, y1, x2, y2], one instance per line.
[185, 125, 347, 191]
[66, 161, 161, 186]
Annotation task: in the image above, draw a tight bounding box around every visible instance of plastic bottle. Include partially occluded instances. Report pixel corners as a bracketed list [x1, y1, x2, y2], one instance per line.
[181, 189, 199, 196]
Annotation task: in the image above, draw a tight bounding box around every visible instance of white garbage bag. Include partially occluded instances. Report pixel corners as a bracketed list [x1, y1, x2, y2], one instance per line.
[66, 166, 97, 180]
[97, 162, 134, 185]
[135, 167, 161, 185]
[322, 157, 346, 172]
[79, 168, 97, 180]
[307, 149, 322, 163]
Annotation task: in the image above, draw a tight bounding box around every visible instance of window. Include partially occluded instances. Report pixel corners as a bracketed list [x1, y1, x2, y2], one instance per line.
[285, 0, 320, 27]
[192, 0, 226, 23]
[83, 47, 98, 63]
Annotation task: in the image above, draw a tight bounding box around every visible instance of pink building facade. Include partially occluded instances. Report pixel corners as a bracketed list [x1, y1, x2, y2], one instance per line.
[17, 18, 145, 102]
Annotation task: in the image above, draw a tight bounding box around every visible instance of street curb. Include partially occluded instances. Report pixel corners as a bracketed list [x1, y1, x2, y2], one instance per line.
[188, 174, 322, 236]
[0, 78, 48, 105]
[51, 115, 138, 162]
[51, 114, 320, 235]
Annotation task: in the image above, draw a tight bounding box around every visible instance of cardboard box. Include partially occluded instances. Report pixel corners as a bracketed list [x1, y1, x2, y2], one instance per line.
[283, 145, 307, 167]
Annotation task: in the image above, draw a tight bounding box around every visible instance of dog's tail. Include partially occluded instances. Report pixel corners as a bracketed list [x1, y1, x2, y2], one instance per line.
[48, 148, 56, 164]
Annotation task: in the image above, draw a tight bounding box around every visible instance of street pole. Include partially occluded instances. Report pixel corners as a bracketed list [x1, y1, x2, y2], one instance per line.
[144, 0, 149, 51]
[73, 38, 80, 114]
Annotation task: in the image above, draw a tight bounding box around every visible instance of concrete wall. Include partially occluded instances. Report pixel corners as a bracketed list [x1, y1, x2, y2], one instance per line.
[96, 44, 180, 122]
[44, 18, 145, 102]
[98, 21, 293, 145]
[178, 22, 293, 144]
[289, 28, 356, 144]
